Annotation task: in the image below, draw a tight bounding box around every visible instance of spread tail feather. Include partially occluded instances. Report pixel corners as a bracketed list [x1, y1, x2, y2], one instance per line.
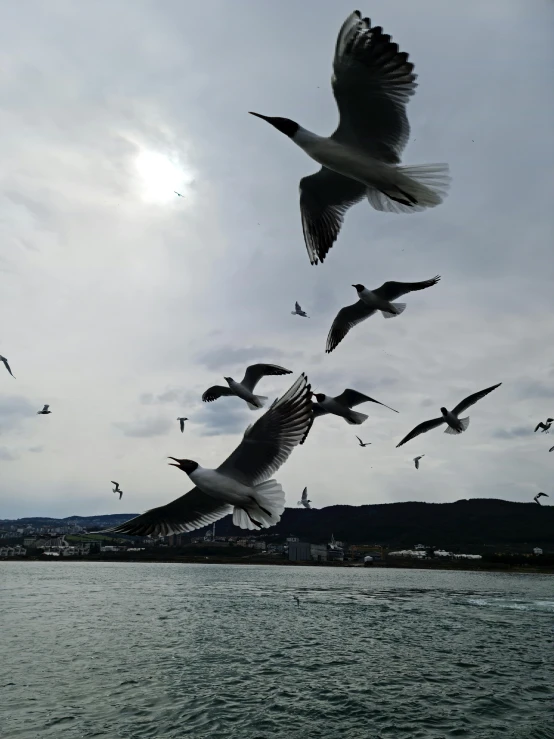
[367, 163, 450, 214]
[444, 416, 470, 434]
[247, 395, 267, 410]
[232, 480, 285, 530]
[382, 302, 406, 318]
[345, 410, 368, 425]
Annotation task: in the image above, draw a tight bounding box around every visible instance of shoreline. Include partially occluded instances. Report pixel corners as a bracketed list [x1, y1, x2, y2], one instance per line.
[4, 555, 554, 574]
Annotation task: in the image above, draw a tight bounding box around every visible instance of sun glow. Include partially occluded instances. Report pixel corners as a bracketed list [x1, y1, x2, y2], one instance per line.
[134, 150, 194, 204]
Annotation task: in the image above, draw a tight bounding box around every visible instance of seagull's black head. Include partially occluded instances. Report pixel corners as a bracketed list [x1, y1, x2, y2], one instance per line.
[314, 393, 326, 403]
[440, 406, 448, 415]
[224, 376, 233, 385]
[352, 284, 365, 292]
[168, 458, 199, 474]
[548, 418, 554, 423]
[249, 112, 299, 138]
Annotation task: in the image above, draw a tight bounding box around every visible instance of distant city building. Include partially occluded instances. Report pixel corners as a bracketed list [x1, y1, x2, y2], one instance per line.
[350, 544, 384, 561]
[310, 544, 327, 562]
[288, 542, 311, 561]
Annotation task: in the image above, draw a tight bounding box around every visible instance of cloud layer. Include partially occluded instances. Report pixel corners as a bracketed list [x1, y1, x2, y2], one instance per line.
[1, 0, 553, 517]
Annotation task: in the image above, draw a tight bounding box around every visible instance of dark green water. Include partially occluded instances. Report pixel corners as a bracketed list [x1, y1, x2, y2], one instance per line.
[2, 562, 553, 739]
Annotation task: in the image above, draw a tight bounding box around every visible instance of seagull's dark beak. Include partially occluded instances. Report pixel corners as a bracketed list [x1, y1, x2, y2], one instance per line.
[168, 456, 181, 468]
[249, 111, 272, 123]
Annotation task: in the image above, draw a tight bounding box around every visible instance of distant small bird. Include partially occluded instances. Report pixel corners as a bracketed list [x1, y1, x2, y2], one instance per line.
[396, 383, 501, 447]
[174, 191, 185, 198]
[37, 405, 51, 415]
[298, 487, 311, 509]
[249, 11, 449, 265]
[177, 417, 188, 433]
[0, 355, 15, 378]
[326, 276, 440, 352]
[549, 446, 554, 453]
[202, 363, 292, 410]
[356, 436, 371, 447]
[291, 301, 309, 317]
[103, 374, 313, 536]
[534, 492, 549, 505]
[111, 481, 121, 493]
[294, 595, 300, 607]
[413, 455, 425, 470]
[534, 418, 553, 433]
[310, 389, 398, 429]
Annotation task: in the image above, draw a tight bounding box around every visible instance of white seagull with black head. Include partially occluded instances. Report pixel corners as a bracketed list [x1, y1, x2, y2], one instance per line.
[0, 355, 15, 378]
[177, 417, 188, 433]
[303, 389, 398, 443]
[326, 276, 440, 352]
[534, 492, 548, 505]
[37, 404, 51, 415]
[103, 375, 313, 536]
[298, 487, 312, 509]
[396, 383, 501, 447]
[202, 363, 292, 410]
[250, 10, 450, 265]
[413, 455, 425, 470]
[356, 436, 371, 447]
[292, 301, 309, 318]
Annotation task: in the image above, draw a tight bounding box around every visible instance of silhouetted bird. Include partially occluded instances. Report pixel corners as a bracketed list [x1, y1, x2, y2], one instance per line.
[37, 405, 51, 415]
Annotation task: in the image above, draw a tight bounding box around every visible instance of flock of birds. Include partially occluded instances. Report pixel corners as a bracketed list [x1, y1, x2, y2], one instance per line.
[1, 10, 549, 537]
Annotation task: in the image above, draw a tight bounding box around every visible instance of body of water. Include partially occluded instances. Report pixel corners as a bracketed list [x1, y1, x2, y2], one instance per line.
[1, 562, 553, 739]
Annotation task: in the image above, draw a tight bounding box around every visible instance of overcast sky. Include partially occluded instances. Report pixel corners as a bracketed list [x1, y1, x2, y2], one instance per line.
[1, 0, 553, 519]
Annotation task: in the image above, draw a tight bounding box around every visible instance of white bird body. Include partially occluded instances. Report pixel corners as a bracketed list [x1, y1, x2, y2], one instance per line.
[226, 378, 266, 409]
[358, 288, 399, 315]
[442, 409, 467, 433]
[320, 396, 357, 422]
[297, 487, 311, 509]
[189, 466, 257, 507]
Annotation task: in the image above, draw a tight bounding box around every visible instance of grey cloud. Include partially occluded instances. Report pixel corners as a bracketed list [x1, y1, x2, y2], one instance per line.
[492, 426, 532, 440]
[514, 379, 554, 401]
[0, 395, 37, 434]
[140, 388, 191, 406]
[28, 445, 44, 453]
[195, 345, 288, 372]
[0, 447, 18, 461]
[113, 417, 173, 438]
[195, 400, 250, 438]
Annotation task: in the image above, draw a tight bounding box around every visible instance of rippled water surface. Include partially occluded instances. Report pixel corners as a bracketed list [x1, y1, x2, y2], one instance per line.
[2, 562, 553, 739]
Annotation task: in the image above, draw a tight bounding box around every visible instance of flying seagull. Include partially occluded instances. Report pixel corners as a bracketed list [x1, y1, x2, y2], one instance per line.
[305, 390, 398, 443]
[177, 417, 188, 433]
[0, 355, 15, 378]
[102, 374, 313, 536]
[249, 11, 450, 265]
[174, 191, 185, 198]
[413, 455, 425, 470]
[549, 446, 554, 453]
[37, 405, 51, 415]
[111, 482, 123, 500]
[292, 301, 309, 318]
[298, 487, 311, 509]
[534, 418, 553, 433]
[534, 492, 548, 505]
[356, 436, 371, 447]
[396, 383, 501, 447]
[202, 363, 292, 410]
[326, 276, 440, 352]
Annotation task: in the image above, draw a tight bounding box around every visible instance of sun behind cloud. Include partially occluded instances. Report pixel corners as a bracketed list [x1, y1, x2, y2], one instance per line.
[134, 149, 194, 205]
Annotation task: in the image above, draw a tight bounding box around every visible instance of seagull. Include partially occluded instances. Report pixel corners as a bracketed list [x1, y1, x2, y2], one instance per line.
[534, 418, 553, 433]
[326, 276, 440, 352]
[0, 355, 15, 378]
[37, 405, 51, 415]
[111, 481, 123, 501]
[534, 492, 548, 505]
[396, 383, 501, 447]
[293, 595, 300, 607]
[413, 455, 425, 470]
[202, 363, 292, 410]
[249, 11, 450, 265]
[292, 301, 309, 318]
[298, 487, 311, 509]
[306, 390, 398, 442]
[177, 417, 188, 433]
[356, 436, 371, 447]
[549, 446, 554, 453]
[174, 191, 185, 198]
[102, 374, 313, 536]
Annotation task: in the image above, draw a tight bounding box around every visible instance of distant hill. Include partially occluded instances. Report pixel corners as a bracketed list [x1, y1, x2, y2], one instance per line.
[3, 499, 553, 550]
